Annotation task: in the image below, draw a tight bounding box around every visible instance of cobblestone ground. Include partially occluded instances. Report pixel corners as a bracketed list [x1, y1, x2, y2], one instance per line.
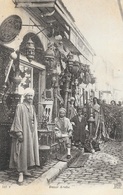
[0, 159, 58, 187]
[51, 140, 123, 187]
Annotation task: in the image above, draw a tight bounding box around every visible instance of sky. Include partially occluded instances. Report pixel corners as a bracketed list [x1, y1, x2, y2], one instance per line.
[62, 0, 123, 99]
[63, 0, 123, 71]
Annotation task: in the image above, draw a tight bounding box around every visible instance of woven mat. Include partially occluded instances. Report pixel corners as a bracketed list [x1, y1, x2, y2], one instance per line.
[56, 153, 69, 162]
[56, 148, 80, 162]
[69, 153, 89, 168]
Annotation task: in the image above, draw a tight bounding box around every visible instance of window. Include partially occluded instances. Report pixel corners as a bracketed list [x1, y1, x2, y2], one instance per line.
[18, 63, 33, 94]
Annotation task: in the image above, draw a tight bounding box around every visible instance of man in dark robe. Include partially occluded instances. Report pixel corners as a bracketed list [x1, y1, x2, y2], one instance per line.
[68, 97, 77, 120]
[9, 88, 40, 184]
[71, 107, 87, 148]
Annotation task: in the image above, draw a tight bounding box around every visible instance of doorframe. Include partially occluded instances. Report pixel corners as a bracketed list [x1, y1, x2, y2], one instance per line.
[19, 55, 46, 123]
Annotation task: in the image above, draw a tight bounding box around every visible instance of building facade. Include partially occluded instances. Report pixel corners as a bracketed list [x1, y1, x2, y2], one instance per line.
[0, 0, 95, 169]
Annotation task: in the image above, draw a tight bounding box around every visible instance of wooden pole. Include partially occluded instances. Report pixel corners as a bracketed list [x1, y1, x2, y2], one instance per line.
[64, 73, 71, 112]
[5, 51, 17, 83]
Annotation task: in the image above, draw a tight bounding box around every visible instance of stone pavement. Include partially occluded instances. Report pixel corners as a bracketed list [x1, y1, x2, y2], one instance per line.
[0, 140, 122, 188]
[51, 140, 123, 188]
[0, 159, 58, 187]
[0, 148, 80, 187]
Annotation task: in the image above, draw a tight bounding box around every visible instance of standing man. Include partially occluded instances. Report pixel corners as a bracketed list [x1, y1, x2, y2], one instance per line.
[71, 107, 87, 148]
[9, 88, 40, 184]
[54, 107, 73, 159]
[68, 97, 77, 120]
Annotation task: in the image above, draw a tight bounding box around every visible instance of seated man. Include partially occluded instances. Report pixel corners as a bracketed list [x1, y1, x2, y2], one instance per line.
[54, 107, 73, 159]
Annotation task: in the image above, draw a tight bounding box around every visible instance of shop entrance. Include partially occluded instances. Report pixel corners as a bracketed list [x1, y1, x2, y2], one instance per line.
[18, 55, 45, 123]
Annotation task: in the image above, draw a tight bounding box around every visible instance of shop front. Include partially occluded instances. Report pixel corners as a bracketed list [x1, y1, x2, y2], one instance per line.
[0, 0, 96, 169]
[0, 1, 49, 169]
[0, 42, 46, 170]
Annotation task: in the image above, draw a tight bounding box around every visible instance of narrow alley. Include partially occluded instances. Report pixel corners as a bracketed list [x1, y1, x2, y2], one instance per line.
[0, 1, 123, 195]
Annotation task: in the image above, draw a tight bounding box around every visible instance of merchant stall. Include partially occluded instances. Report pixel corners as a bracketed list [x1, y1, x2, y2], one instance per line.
[0, 0, 96, 169]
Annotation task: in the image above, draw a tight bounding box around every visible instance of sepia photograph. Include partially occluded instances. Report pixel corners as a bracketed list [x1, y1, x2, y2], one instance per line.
[0, 0, 123, 195]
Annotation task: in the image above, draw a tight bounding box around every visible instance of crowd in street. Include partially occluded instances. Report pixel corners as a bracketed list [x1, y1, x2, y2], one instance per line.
[8, 87, 123, 185]
[54, 96, 123, 157]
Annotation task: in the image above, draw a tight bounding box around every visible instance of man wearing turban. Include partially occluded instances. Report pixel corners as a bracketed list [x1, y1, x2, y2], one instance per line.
[68, 97, 77, 120]
[9, 88, 40, 184]
[71, 106, 87, 148]
[54, 107, 73, 159]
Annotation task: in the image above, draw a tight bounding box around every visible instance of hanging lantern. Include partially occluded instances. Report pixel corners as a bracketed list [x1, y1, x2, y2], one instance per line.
[91, 76, 96, 84]
[73, 61, 80, 76]
[83, 64, 86, 72]
[67, 52, 74, 73]
[44, 42, 55, 72]
[85, 64, 90, 72]
[80, 63, 85, 72]
[44, 47, 55, 62]
[26, 38, 35, 62]
[83, 72, 89, 84]
[68, 53, 80, 76]
[88, 73, 92, 83]
[78, 72, 84, 84]
[89, 73, 96, 84]
[44, 47, 55, 76]
[45, 42, 55, 60]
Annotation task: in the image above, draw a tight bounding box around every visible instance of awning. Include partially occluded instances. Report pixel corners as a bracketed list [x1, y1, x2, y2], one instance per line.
[14, 0, 95, 60]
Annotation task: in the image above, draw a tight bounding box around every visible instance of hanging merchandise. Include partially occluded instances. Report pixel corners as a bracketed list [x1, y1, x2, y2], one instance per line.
[0, 15, 22, 43]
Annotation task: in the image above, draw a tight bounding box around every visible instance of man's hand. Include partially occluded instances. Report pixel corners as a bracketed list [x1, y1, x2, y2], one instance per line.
[16, 132, 23, 143]
[71, 122, 75, 126]
[18, 135, 23, 143]
[68, 131, 72, 138]
[85, 125, 89, 131]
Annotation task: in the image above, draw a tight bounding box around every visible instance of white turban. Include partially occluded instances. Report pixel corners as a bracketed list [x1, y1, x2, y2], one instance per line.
[23, 88, 35, 97]
[59, 107, 66, 113]
[70, 97, 75, 101]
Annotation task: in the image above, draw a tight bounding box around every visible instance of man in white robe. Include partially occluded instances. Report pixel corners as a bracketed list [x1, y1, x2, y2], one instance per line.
[9, 88, 40, 184]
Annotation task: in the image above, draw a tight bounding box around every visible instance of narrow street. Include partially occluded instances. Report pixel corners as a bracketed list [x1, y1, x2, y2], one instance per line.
[0, 2, 123, 195]
[51, 140, 123, 188]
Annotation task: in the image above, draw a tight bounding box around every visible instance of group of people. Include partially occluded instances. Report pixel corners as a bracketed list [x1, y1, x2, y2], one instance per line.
[103, 99, 123, 141]
[54, 96, 110, 159]
[9, 87, 109, 184]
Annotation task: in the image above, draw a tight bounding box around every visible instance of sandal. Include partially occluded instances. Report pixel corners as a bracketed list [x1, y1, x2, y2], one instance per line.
[18, 172, 23, 185]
